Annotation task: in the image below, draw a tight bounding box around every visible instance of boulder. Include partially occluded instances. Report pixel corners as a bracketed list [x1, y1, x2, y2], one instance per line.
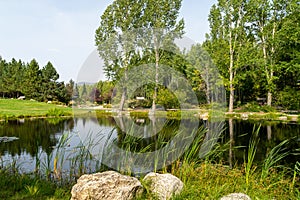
[220, 193, 251, 200]
[143, 172, 183, 200]
[71, 171, 143, 200]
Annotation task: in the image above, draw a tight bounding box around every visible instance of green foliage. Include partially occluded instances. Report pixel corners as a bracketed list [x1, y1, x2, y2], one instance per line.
[239, 102, 277, 113]
[261, 139, 290, 181]
[25, 181, 40, 197]
[46, 108, 67, 117]
[0, 57, 71, 104]
[244, 126, 260, 188]
[276, 87, 300, 110]
[0, 170, 71, 199]
[157, 88, 180, 109]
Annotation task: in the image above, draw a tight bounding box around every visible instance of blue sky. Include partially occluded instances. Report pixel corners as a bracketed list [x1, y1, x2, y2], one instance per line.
[0, 0, 216, 82]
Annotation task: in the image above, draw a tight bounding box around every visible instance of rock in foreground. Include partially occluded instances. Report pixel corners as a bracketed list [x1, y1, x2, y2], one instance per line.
[71, 171, 143, 200]
[143, 172, 183, 200]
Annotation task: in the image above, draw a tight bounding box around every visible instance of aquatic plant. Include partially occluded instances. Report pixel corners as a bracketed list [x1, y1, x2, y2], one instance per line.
[261, 139, 290, 181]
[244, 125, 260, 188]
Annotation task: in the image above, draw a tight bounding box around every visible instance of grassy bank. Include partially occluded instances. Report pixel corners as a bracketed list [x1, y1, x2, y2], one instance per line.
[0, 170, 71, 200]
[0, 162, 298, 200]
[0, 99, 299, 123]
[0, 99, 72, 120]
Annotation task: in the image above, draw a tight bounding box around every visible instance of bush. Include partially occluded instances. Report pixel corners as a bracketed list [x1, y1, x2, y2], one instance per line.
[239, 102, 276, 113]
[103, 104, 112, 108]
[276, 87, 300, 110]
[46, 108, 66, 117]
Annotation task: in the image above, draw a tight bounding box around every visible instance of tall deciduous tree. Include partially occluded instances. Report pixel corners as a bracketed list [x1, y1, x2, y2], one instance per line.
[206, 0, 247, 112]
[141, 0, 184, 113]
[95, 0, 184, 112]
[246, 0, 290, 106]
[95, 0, 144, 111]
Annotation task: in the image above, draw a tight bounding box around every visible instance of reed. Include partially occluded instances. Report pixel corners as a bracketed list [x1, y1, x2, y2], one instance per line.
[291, 161, 300, 193]
[244, 125, 260, 188]
[25, 181, 40, 197]
[53, 132, 70, 180]
[261, 139, 290, 181]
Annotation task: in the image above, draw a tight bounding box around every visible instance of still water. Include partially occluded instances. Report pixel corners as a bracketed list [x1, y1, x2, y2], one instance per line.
[0, 116, 299, 175]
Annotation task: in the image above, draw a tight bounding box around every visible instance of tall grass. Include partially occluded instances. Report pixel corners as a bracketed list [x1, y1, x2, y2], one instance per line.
[261, 139, 290, 181]
[53, 132, 70, 180]
[291, 161, 300, 192]
[244, 125, 260, 188]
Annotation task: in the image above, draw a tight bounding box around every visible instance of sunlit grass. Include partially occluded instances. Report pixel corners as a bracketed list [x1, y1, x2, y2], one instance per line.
[0, 99, 72, 119]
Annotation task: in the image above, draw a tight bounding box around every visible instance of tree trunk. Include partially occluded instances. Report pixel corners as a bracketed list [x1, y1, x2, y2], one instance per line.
[229, 31, 234, 113]
[205, 64, 211, 104]
[119, 68, 128, 111]
[267, 22, 276, 106]
[151, 35, 159, 114]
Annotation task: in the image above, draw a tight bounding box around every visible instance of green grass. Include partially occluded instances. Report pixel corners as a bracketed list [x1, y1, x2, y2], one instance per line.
[1, 162, 298, 200]
[170, 163, 299, 200]
[0, 99, 72, 119]
[0, 170, 71, 200]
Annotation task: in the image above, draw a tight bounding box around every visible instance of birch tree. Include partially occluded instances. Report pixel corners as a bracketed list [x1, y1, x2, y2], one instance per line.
[206, 0, 247, 112]
[95, 0, 144, 111]
[246, 0, 289, 106]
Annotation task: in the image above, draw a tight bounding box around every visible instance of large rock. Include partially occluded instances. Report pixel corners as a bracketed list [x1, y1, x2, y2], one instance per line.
[220, 193, 251, 200]
[143, 172, 183, 200]
[71, 171, 143, 200]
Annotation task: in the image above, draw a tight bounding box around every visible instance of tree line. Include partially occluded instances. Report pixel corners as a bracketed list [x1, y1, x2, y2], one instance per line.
[204, 0, 300, 111]
[1, 0, 299, 111]
[94, 0, 300, 111]
[0, 57, 74, 103]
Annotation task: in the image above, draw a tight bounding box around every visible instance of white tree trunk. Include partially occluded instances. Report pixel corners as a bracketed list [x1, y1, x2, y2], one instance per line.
[229, 31, 234, 113]
[151, 35, 159, 114]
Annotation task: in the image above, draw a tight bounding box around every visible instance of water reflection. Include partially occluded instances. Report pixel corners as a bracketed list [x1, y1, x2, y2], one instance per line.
[0, 117, 298, 175]
[0, 118, 74, 157]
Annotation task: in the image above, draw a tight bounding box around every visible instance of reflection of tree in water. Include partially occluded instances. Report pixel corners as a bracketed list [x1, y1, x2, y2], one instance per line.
[223, 119, 300, 167]
[0, 118, 74, 157]
[96, 116, 116, 127]
[114, 117, 181, 152]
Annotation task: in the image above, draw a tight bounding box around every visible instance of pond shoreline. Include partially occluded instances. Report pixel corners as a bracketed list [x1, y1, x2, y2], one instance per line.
[1, 106, 299, 123]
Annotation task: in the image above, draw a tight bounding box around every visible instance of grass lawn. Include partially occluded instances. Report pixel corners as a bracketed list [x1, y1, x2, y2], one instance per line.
[0, 99, 73, 119]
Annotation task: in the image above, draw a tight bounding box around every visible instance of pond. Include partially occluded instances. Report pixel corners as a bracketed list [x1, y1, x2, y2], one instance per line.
[0, 116, 299, 177]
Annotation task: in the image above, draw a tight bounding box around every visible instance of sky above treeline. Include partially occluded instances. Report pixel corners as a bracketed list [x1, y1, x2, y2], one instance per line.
[0, 0, 217, 82]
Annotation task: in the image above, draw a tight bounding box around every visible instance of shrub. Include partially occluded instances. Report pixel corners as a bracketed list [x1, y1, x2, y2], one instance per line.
[276, 87, 300, 110]
[46, 108, 66, 117]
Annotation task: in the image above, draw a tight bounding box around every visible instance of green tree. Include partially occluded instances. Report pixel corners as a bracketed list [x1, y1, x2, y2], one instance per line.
[95, 0, 144, 111]
[187, 44, 215, 104]
[206, 0, 247, 112]
[41, 61, 59, 101]
[245, 0, 290, 106]
[141, 0, 184, 113]
[66, 79, 75, 103]
[97, 80, 114, 104]
[0, 58, 8, 97]
[81, 83, 88, 102]
[23, 59, 41, 100]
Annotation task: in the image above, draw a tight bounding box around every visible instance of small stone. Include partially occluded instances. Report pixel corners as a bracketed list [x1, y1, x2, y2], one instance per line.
[143, 172, 183, 200]
[220, 193, 251, 200]
[278, 116, 287, 120]
[71, 171, 143, 200]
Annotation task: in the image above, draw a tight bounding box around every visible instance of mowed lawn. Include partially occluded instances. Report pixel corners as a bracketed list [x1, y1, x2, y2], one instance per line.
[0, 99, 72, 119]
